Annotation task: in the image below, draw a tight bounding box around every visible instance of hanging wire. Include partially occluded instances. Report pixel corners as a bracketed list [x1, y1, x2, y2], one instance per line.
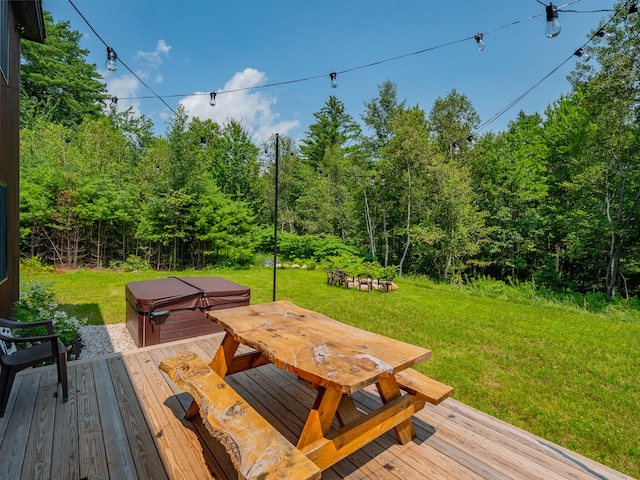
[67, 0, 176, 114]
[65, 0, 621, 133]
[472, 0, 627, 135]
[117, 1, 585, 102]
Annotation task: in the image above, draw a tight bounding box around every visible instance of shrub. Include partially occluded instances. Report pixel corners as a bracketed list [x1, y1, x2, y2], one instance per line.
[13, 281, 85, 358]
[19, 256, 54, 275]
[109, 254, 152, 272]
[327, 253, 397, 279]
[257, 231, 361, 262]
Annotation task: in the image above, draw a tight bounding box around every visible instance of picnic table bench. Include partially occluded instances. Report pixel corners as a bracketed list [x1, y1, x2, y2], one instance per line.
[160, 353, 321, 479]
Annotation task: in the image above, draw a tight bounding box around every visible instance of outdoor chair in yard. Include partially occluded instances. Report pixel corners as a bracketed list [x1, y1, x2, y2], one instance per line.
[0, 318, 68, 417]
[357, 273, 374, 291]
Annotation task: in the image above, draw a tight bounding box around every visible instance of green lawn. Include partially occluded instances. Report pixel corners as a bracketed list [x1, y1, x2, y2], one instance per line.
[23, 267, 640, 477]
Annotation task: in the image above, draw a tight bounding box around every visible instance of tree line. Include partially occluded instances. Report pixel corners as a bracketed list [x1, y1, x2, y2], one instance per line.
[19, 6, 640, 298]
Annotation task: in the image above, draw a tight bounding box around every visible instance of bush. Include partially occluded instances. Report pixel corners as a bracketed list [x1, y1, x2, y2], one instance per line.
[13, 281, 85, 358]
[20, 256, 53, 275]
[109, 254, 152, 272]
[327, 253, 398, 279]
[257, 231, 361, 262]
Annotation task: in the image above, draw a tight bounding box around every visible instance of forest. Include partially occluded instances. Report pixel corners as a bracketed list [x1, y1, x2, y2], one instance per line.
[18, 6, 640, 299]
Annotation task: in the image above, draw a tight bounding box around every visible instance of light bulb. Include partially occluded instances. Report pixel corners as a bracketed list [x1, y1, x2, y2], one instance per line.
[209, 92, 217, 107]
[330, 72, 337, 89]
[453, 142, 460, 154]
[628, 4, 639, 27]
[106, 47, 118, 71]
[545, 4, 561, 38]
[596, 28, 613, 41]
[574, 48, 590, 61]
[474, 33, 485, 52]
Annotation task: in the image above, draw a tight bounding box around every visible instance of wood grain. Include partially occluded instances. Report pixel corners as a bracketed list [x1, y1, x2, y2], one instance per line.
[0, 334, 629, 480]
[394, 368, 454, 405]
[160, 352, 322, 480]
[208, 301, 431, 394]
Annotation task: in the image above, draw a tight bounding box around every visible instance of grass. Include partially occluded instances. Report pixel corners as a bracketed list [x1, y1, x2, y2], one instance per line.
[22, 267, 640, 477]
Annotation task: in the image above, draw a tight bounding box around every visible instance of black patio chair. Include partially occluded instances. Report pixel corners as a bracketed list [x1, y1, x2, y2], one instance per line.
[0, 317, 68, 417]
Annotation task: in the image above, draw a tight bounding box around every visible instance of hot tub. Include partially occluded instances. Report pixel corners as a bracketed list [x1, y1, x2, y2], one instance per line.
[125, 276, 250, 347]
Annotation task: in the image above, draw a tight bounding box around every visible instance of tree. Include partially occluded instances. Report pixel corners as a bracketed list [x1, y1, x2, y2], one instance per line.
[361, 81, 407, 262]
[428, 89, 480, 158]
[299, 96, 361, 170]
[567, 7, 640, 297]
[361, 80, 406, 155]
[469, 112, 548, 281]
[298, 97, 363, 241]
[20, 10, 107, 128]
[380, 107, 433, 275]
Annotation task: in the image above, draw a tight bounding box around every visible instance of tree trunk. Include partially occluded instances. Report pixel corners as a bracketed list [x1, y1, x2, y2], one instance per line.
[383, 208, 389, 267]
[363, 187, 376, 259]
[399, 164, 411, 276]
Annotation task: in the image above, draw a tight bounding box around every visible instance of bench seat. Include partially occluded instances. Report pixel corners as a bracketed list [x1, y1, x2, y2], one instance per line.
[160, 353, 321, 480]
[394, 368, 454, 405]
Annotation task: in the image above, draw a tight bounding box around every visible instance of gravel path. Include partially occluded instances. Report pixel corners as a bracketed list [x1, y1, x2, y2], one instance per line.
[77, 324, 137, 360]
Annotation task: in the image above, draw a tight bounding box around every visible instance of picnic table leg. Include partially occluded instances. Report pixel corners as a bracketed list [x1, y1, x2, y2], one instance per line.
[376, 375, 416, 444]
[209, 333, 240, 376]
[185, 333, 240, 419]
[297, 387, 343, 449]
[335, 395, 361, 427]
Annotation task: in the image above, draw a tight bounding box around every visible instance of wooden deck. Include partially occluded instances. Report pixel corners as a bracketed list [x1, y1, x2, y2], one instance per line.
[0, 333, 632, 480]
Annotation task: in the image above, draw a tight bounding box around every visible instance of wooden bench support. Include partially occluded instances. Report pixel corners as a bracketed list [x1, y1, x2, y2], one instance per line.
[299, 394, 424, 471]
[394, 369, 454, 405]
[160, 353, 321, 480]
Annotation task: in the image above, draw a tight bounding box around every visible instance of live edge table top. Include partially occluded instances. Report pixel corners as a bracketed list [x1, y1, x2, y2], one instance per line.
[207, 300, 431, 394]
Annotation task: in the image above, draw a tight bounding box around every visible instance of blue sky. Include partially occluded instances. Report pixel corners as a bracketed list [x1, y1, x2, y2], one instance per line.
[44, 0, 618, 144]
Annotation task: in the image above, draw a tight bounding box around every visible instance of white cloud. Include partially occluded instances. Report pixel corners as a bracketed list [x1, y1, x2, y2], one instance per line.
[179, 68, 299, 144]
[155, 73, 164, 83]
[136, 39, 171, 68]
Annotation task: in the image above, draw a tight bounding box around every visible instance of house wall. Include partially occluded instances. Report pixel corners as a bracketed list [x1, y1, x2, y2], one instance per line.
[0, 5, 22, 318]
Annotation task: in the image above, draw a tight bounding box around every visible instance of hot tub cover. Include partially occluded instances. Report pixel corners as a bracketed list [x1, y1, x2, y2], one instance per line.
[126, 276, 251, 314]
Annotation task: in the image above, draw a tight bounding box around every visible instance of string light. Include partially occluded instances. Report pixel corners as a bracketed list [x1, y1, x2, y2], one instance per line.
[115, 1, 587, 106]
[330, 72, 337, 89]
[106, 47, 118, 71]
[545, 3, 562, 38]
[209, 92, 217, 107]
[573, 47, 590, 60]
[627, 3, 639, 26]
[110, 96, 118, 106]
[68, 0, 176, 114]
[596, 27, 613, 39]
[474, 33, 485, 52]
[473, 1, 626, 136]
[68, 0, 631, 133]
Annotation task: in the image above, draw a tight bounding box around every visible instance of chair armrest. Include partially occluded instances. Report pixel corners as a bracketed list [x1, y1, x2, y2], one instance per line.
[0, 332, 59, 344]
[0, 317, 54, 334]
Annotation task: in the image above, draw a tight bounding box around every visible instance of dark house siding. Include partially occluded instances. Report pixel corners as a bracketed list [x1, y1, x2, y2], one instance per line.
[0, 0, 44, 318]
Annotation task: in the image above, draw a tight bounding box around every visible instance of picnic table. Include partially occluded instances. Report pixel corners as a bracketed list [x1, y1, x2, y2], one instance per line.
[160, 300, 453, 479]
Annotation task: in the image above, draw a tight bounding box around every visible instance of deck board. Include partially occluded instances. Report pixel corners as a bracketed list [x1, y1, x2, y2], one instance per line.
[0, 332, 633, 480]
